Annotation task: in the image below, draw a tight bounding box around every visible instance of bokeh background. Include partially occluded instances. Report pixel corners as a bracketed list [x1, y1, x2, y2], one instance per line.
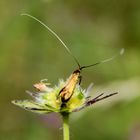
[0, 0, 140, 140]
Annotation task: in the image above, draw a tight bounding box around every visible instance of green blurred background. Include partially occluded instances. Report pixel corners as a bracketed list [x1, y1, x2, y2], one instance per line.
[0, 0, 140, 140]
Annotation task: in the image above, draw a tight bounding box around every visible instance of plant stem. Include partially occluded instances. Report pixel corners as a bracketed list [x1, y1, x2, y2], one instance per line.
[62, 113, 70, 140]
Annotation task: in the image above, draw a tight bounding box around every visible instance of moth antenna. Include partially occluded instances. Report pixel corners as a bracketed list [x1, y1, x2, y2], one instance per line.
[21, 13, 81, 68]
[80, 48, 125, 70]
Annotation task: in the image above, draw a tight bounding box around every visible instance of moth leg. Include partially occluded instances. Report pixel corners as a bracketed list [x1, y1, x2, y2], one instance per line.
[78, 75, 82, 85]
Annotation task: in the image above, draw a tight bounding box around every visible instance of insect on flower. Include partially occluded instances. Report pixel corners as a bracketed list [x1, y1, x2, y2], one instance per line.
[12, 14, 124, 114]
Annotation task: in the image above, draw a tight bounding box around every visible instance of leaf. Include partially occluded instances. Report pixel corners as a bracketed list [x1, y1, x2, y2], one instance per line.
[12, 100, 52, 114]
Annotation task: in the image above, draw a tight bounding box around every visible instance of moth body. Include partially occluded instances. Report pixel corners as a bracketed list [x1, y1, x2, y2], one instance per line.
[59, 69, 81, 103]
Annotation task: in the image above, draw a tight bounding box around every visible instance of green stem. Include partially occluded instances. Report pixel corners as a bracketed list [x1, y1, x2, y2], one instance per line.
[62, 113, 70, 140]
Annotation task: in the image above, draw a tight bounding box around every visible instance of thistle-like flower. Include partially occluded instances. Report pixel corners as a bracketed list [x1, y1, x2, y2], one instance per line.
[12, 14, 122, 140]
[12, 79, 117, 114]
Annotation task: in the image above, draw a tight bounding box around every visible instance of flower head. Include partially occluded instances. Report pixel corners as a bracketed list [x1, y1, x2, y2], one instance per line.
[12, 78, 117, 114]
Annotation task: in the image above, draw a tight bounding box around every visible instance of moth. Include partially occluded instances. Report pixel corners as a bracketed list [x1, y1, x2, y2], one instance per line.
[14, 14, 124, 112]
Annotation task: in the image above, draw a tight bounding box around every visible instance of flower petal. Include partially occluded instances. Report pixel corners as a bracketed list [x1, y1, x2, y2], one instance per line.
[85, 83, 94, 97]
[26, 90, 39, 98]
[86, 92, 118, 106]
[73, 92, 118, 112]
